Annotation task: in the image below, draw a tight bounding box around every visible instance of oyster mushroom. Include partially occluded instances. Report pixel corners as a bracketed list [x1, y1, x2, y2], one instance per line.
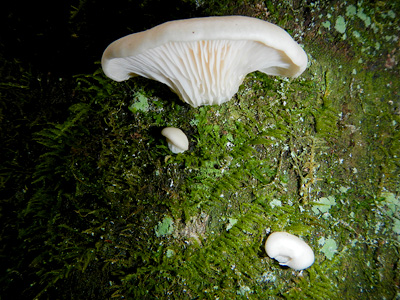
[101, 16, 308, 107]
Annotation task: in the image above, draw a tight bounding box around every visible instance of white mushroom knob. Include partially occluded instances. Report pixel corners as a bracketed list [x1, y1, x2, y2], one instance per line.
[265, 232, 314, 270]
[161, 127, 189, 154]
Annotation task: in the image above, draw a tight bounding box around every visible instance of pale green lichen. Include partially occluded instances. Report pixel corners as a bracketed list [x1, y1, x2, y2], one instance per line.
[335, 16, 347, 34]
[352, 30, 361, 39]
[166, 249, 175, 258]
[345, 5, 357, 17]
[155, 216, 174, 237]
[378, 192, 400, 240]
[357, 8, 371, 27]
[319, 237, 338, 260]
[379, 192, 400, 218]
[226, 217, 238, 231]
[129, 92, 149, 113]
[387, 10, 396, 19]
[269, 199, 282, 209]
[322, 20, 331, 29]
[393, 219, 400, 236]
[237, 285, 253, 296]
[312, 196, 336, 217]
[257, 272, 276, 283]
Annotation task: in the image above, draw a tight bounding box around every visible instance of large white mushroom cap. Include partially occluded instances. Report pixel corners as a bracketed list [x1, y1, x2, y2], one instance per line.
[265, 231, 314, 270]
[102, 16, 308, 107]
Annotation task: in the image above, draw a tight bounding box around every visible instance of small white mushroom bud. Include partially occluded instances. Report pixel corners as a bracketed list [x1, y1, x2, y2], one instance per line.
[161, 127, 189, 154]
[265, 232, 314, 270]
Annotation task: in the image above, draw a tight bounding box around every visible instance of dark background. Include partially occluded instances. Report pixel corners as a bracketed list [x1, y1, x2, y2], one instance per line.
[0, 0, 200, 77]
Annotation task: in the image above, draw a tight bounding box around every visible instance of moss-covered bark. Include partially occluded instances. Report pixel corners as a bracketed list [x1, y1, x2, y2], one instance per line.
[1, 0, 399, 299]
